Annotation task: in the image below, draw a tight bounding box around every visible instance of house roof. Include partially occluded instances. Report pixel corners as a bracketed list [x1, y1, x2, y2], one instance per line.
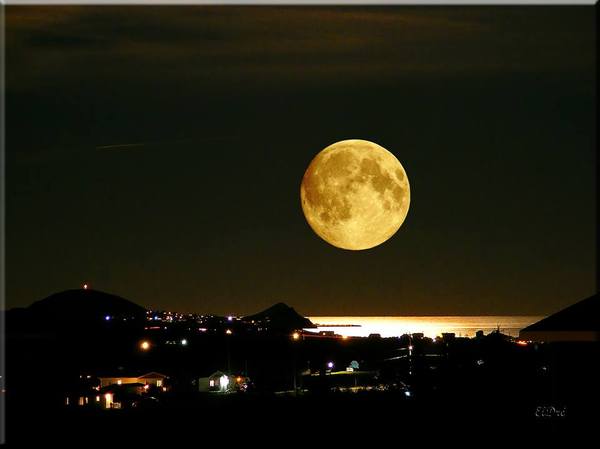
[521, 294, 599, 332]
[199, 371, 244, 379]
[137, 372, 168, 379]
[98, 371, 168, 379]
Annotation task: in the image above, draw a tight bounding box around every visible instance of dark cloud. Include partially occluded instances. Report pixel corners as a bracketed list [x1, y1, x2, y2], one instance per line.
[7, 6, 595, 93]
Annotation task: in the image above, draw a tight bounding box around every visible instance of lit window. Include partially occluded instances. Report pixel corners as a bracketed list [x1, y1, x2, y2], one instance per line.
[156, 380, 162, 387]
[209, 379, 215, 387]
[104, 393, 113, 409]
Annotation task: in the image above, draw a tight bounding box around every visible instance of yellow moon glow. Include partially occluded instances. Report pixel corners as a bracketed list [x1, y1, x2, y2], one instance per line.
[300, 139, 410, 250]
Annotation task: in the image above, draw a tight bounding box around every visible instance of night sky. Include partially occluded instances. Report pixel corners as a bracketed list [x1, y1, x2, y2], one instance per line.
[5, 6, 596, 316]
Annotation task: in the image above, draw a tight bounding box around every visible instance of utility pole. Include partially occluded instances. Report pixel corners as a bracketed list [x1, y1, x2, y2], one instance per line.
[226, 334, 231, 374]
[293, 355, 297, 395]
[408, 334, 413, 377]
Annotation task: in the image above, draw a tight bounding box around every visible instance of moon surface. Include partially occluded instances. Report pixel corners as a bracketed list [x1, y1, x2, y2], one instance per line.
[300, 139, 410, 250]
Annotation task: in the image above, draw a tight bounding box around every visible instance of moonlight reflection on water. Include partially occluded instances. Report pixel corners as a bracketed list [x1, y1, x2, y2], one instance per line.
[306, 316, 544, 338]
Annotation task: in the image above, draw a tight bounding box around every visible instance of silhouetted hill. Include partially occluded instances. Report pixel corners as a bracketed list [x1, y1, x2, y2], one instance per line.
[30, 288, 146, 320]
[243, 302, 314, 331]
[522, 294, 599, 332]
[6, 289, 147, 333]
[520, 294, 599, 342]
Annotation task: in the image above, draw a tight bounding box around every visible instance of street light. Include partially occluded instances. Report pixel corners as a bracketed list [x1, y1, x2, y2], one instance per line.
[291, 332, 301, 394]
[140, 340, 150, 351]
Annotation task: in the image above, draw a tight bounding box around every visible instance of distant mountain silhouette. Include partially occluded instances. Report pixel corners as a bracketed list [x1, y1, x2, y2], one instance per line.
[520, 294, 599, 342]
[243, 302, 314, 331]
[5, 289, 146, 339]
[30, 288, 147, 320]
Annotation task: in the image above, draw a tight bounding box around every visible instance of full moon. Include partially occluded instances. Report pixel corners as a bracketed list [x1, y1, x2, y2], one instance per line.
[300, 139, 410, 250]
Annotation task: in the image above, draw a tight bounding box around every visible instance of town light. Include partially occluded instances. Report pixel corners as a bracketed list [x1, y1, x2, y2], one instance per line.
[105, 315, 111, 321]
[292, 332, 300, 341]
[140, 340, 150, 351]
[327, 362, 334, 369]
[83, 284, 88, 290]
[225, 329, 232, 335]
[181, 339, 188, 346]
[220, 375, 229, 391]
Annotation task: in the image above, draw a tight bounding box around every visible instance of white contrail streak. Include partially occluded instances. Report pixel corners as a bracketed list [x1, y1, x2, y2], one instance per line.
[95, 137, 237, 150]
[95, 142, 148, 150]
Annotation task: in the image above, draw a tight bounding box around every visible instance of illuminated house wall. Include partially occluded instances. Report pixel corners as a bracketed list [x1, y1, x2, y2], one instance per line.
[198, 371, 248, 393]
[98, 372, 167, 388]
[99, 377, 140, 388]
